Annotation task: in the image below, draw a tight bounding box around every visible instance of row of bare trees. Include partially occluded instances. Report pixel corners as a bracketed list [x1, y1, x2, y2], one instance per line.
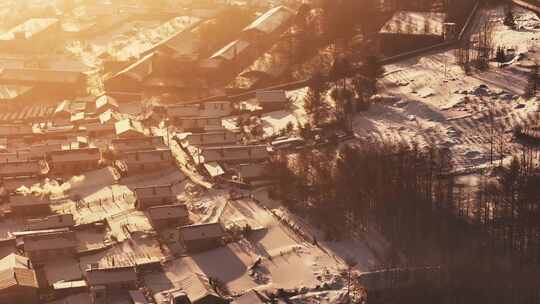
[268, 142, 540, 302]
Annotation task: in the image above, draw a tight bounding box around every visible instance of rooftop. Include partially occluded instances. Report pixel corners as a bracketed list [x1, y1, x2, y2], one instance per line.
[179, 222, 225, 241]
[0, 18, 59, 40]
[0, 85, 32, 100]
[148, 204, 188, 220]
[243, 6, 295, 35]
[210, 39, 251, 61]
[85, 266, 137, 286]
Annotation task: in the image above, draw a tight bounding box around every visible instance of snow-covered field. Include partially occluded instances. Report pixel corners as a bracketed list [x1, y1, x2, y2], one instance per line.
[351, 5, 540, 171]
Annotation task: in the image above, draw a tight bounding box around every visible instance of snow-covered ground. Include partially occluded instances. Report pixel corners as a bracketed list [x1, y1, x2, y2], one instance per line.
[352, 5, 539, 171]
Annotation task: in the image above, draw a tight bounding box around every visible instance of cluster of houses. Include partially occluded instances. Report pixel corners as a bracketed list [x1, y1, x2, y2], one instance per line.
[0, 2, 302, 303]
[105, 5, 297, 100]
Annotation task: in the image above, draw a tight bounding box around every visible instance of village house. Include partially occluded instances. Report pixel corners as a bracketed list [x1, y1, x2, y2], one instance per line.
[185, 130, 241, 147]
[122, 149, 174, 174]
[95, 95, 120, 115]
[147, 204, 189, 230]
[85, 265, 138, 290]
[22, 230, 78, 263]
[52, 100, 87, 125]
[135, 184, 176, 210]
[179, 222, 225, 252]
[115, 118, 146, 139]
[241, 6, 296, 43]
[111, 136, 165, 154]
[167, 101, 233, 120]
[174, 116, 223, 132]
[25, 213, 75, 231]
[208, 39, 252, 77]
[166, 273, 229, 304]
[196, 145, 270, 164]
[378, 11, 448, 55]
[8, 194, 51, 217]
[105, 52, 154, 94]
[48, 148, 101, 174]
[0, 160, 47, 178]
[154, 29, 200, 77]
[0, 253, 39, 304]
[70, 112, 85, 127]
[256, 90, 289, 111]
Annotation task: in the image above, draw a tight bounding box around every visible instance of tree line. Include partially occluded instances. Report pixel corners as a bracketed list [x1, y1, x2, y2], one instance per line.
[268, 142, 540, 303]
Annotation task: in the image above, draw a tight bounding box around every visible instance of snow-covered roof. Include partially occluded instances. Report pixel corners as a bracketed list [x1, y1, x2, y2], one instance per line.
[2, 176, 41, 192]
[167, 104, 201, 118]
[199, 145, 269, 163]
[162, 30, 200, 61]
[186, 131, 240, 146]
[256, 90, 287, 104]
[0, 253, 30, 271]
[379, 11, 446, 36]
[49, 148, 100, 163]
[0, 254, 38, 290]
[115, 118, 145, 138]
[23, 231, 77, 252]
[148, 204, 188, 220]
[25, 214, 75, 231]
[209, 40, 251, 61]
[111, 136, 164, 153]
[9, 194, 50, 207]
[124, 149, 172, 164]
[180, 222, 225, 241]
[203, 162, 225, 177]
[99, 109, 121, 125]
[111, 52, 154, 82]
[0, 85, 32, 100]
[0, 18, 58, 40]
[85, 266, 137, 286]
[243, 6, 295, 34]
[95, 95, 119, 112]
[134, 184, 174, 200]
[70, 112, 85, 123]
[175, 273, 220, 303]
